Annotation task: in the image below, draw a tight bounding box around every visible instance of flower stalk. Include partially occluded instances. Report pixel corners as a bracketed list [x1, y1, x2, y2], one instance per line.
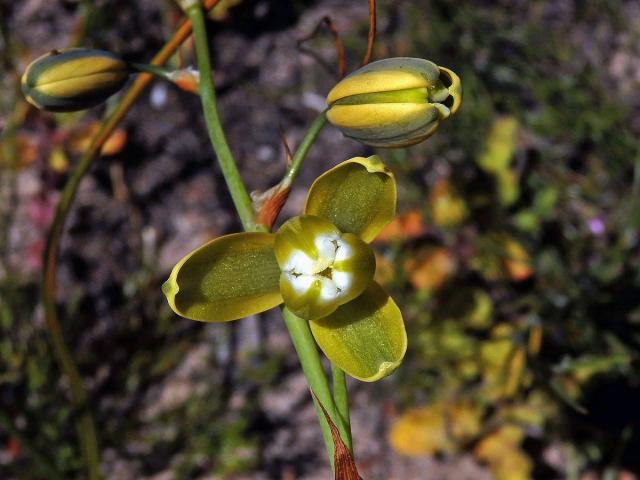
[332, 364, 353, 453]
[186, 3, 258, 231]
[283, 111, 328, 188]
[39, 2, 223, 478]
[185, 3, 349, 468]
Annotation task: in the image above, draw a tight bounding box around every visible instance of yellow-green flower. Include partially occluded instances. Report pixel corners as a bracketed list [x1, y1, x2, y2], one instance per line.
[163, 155, 407, 381]
[326, 57, 461, 148]
[21, 48, 129, 112]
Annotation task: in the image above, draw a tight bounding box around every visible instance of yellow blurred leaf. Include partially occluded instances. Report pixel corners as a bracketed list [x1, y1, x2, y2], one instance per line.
[490, 450, 532, 480]
[428, 178, 468, 228]
[389, 404, 450, 456]
[209, 0, 243, 21]
[13, 134, 40, 168]
[500, 391, 554, 428]
[480, 336, 512, 377]
[472, 234, 533, 282]
[474, 426, 532, 480]
[527, 325, 542, 356]
[67, 121, 127, 156]
[375, 209, 425, 244]
[389, 401, 481, 457]
[404, 247, 455, 292]
[503, 346, 526, 398]
[479, 324, 527, 400]
[477, 116, 519, 174]
[437, 288, 493, 330]
[100, 128, 127, 156]
[496, 169, 519, 206]
[49, 145, 69, 172]
[448, 402, 481, 440]
[456, 358, 480, 380]
[502, 236, 533, 282]
[475, 425, 523, 461]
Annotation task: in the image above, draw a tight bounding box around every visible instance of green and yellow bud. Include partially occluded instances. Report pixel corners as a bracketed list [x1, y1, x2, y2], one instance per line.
[326, 57, 462, 148]
[21, 48, 129, 112]
[274, 215, 375, 321]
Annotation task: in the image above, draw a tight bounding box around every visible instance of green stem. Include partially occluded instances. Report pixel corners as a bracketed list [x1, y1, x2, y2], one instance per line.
[283, 111, 327, 186]
[186, 4, 258, 231]
[282, 307, 337, 468]
[128, 62, 174, 79]
[331, 363, 353, 453]
[187, 3, 348, 470]
[40, 3, 225, 478]
[43, 162, 101, 480]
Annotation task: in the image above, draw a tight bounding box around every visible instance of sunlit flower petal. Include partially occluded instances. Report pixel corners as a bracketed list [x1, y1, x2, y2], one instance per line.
[309, 282, 407, 382]
[163, 232, 282, 322]
[305, 155, 396, 243]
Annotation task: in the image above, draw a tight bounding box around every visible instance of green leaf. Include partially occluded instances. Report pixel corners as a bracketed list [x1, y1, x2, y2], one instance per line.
[305, 156, 397, 243]
[163, 232, 282, 322]
[309, 282, 407, 382]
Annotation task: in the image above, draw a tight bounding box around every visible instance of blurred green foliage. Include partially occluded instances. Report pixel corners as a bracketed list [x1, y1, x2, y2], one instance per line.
[378, 0, 640, 477]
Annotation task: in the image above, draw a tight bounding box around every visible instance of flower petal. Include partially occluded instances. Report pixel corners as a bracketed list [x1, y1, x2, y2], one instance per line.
[438, 66, 462, 115]
[305, 156, 397, 242]
[274, 215, 341, 273]
[162, 232, 282, 322]
[326, 58, 441, 105]
[309, 282, 407, 382]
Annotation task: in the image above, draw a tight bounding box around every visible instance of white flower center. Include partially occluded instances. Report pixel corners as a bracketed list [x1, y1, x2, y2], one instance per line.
[283, 233, 354, 303]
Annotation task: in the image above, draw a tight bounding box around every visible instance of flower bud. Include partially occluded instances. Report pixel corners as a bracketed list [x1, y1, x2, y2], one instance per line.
[326, 57, 461, 148]
[21, 48, 129, 112]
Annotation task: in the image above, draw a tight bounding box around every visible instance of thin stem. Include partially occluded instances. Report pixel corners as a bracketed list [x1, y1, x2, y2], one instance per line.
[362, 0, 376, 66]
[331, 363, 353, 453]
[128, 62, 174, 79]
[186, 4, 258, 231]
[297, 17, 346, 79]
[282, 307, 337, 468]
[187, 3, 347, 468]
[283, 111, 327, 187]
[40, 2, 222, 478]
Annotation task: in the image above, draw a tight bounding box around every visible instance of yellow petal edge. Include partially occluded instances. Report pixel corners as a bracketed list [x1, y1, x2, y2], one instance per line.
[163, 232, 283, 322]
[305, 156, 397, 243]
[309, 282, 407, 382]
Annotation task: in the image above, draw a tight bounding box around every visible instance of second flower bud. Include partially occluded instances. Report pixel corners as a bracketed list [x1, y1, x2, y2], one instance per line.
[326, 57, 462, 148]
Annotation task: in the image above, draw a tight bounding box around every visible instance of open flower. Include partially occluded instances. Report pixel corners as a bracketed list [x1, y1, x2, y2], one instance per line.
[162, 155, 407, 381]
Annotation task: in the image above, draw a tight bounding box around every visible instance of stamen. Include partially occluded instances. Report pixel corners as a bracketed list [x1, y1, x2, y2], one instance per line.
[334, 239, 353, 261]
[318, 267, 333, 279]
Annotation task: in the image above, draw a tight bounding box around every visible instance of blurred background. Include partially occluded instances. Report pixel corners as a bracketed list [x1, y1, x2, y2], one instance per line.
[1, 0, 640, 478]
